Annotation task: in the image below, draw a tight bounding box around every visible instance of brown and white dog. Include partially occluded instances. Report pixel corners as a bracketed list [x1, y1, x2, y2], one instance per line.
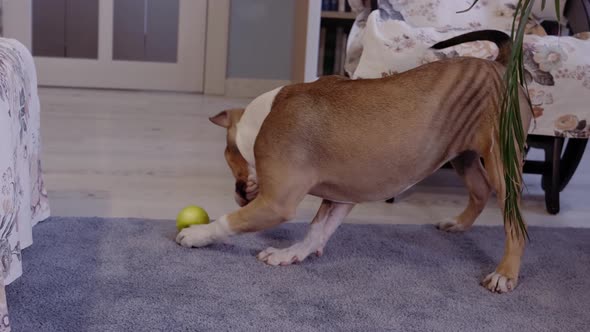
[176, 30, 532, 294]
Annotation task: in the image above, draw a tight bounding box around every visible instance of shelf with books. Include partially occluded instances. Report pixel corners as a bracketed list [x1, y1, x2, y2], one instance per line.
[292, 0, 364, 83]
[317, 19, 354, 77]
[321, 11, 356, 20]
[317, 0, 358, 77]
[321, 0, 351, 12]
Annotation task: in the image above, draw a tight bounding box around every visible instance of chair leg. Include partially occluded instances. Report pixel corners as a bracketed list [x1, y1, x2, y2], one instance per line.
[542, 137, 565, 215]
[386, 197, 395, 203]
[558, 138, 588, 192]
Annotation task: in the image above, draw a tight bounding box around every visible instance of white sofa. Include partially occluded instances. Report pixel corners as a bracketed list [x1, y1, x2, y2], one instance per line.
[0, 38, 50, 287]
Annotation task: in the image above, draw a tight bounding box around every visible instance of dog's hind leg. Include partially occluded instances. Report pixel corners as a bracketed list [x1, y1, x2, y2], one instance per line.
[257, 200, 354, 266]
[480, 143, 526, 293]
[437, 151, 491, 232]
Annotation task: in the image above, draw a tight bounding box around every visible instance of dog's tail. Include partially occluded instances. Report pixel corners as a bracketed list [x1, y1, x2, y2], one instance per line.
[431, 30, 512, 66]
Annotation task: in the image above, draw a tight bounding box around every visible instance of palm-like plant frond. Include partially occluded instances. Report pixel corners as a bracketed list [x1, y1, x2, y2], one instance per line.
[462, 0, 561, 240]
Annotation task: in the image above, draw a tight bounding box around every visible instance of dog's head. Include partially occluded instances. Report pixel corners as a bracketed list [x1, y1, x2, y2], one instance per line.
[209, 109, 257, 206]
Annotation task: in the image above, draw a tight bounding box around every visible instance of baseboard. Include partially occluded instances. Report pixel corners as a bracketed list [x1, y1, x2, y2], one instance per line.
[225, 78, 291, 98]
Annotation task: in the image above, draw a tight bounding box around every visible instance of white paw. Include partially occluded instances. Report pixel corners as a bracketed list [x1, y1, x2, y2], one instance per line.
[481, 271, 517, 293]
[176, 225, 217, 248]
[176, 218, 232, 248]
[436, 218, 467, 232]
[256, 244, 322, 266]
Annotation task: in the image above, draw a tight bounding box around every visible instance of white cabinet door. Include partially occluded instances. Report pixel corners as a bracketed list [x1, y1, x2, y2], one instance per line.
[2, 0, 207, 92]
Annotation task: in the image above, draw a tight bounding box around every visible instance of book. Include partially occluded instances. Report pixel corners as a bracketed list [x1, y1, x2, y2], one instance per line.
[323, 27, 336, 75]
[330, 0, 338, 11]
[322, 0, 338, 11]
[338, 0, 346, 12]
[318, 27, 327, 76]
[333, 26, 344, 75]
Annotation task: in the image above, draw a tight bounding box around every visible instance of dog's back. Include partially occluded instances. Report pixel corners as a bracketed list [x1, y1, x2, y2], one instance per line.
[256, 57, 529, 202]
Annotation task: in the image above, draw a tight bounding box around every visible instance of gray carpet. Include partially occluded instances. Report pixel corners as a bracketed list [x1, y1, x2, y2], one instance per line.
[6, 218, 590, 332]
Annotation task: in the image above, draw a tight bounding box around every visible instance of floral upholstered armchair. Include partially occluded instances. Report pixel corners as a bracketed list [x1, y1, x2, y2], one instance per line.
[346, 0, 590, 214]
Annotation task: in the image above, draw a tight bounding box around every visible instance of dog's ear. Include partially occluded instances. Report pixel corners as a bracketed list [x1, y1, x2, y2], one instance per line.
[209, 109, 245, 128]
[209, 111, 231, 128]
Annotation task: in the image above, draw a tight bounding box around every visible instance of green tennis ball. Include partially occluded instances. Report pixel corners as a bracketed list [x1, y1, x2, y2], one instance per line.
[176, 205, 210, 230]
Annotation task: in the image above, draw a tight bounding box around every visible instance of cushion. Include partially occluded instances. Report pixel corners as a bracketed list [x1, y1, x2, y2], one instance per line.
[349, 12, 590, 138]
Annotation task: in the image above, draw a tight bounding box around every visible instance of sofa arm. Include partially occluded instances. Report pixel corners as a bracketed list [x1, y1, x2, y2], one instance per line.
[0, 37, 50, 285]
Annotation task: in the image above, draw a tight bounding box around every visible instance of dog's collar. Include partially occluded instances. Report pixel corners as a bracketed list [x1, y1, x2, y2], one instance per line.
[235, 86, 284, 167]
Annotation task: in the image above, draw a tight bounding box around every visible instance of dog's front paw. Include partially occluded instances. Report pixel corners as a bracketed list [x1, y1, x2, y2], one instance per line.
[256, 244, 321, 266]
[436, 218, 468, 232]
[176, 224, 218, 248]
[481, 271, 517, 293]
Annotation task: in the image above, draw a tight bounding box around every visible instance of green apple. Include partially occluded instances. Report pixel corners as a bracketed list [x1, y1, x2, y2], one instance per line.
[176, 205, 210, 230]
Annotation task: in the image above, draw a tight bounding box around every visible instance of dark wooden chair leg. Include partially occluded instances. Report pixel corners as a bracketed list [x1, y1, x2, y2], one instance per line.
[558, 138, 588, 191]
[542, 137, 565, 214]
[527, 135, 589, 214]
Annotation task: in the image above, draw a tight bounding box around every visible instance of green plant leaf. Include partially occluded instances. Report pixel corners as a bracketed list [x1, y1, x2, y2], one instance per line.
[458, 0, 564, 241]
[498, 0, 534, 240]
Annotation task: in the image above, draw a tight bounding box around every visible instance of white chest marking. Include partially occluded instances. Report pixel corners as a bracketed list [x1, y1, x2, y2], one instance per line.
[235, 86, 284, 168]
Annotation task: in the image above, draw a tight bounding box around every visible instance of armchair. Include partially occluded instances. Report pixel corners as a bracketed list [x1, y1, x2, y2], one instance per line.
[346, 0, 590, 214]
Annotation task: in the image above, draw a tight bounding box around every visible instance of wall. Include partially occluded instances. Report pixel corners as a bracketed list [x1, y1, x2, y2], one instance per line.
[227, 0, 295, 81]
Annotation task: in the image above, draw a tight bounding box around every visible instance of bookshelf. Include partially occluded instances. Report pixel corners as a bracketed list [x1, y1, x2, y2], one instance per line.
[292, 0, 371, 83]
[321, 11, 357, 20]
[318, 0, 356, 76]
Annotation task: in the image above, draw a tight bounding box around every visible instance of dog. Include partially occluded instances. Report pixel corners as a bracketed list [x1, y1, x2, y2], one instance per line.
[176, 30, 532, 294]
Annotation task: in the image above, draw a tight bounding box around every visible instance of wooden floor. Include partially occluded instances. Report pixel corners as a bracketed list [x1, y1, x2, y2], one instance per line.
[41, 87, 590, 228]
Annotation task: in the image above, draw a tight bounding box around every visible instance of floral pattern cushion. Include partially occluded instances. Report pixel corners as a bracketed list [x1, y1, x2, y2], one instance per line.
[346, 8, 590, 138]
[385, 0, 523, 30]
[345, 0, 546, 79]
[0, 37, 50, 288]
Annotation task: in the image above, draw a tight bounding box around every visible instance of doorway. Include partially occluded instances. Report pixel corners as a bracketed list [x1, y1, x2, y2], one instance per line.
[3, 0, 207, 92]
